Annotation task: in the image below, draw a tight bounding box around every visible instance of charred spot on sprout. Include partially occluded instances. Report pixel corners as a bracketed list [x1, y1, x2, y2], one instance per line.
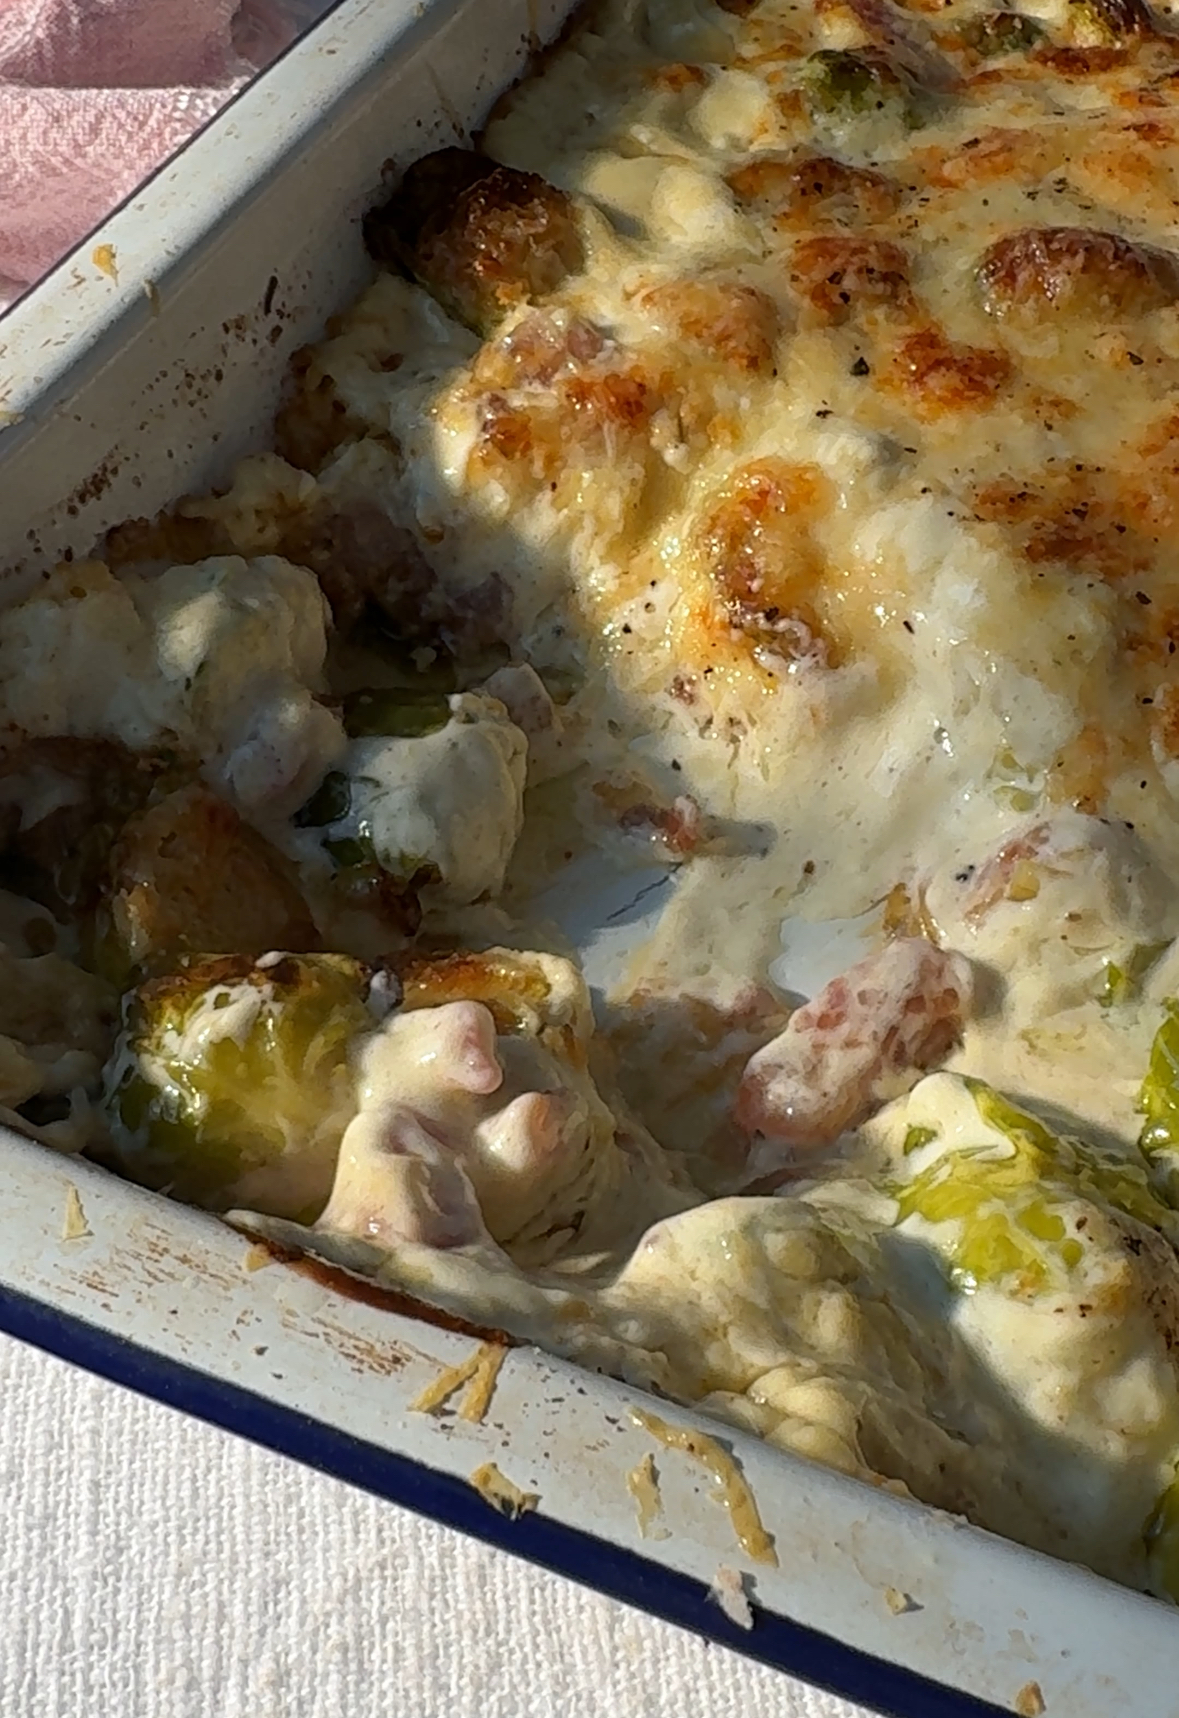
[101, 784, 318, 983]
[0, 737, 173, 922]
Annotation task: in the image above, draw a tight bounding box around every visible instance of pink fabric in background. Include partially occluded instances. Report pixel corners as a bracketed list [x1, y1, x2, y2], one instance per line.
[0, 0, 313, 308]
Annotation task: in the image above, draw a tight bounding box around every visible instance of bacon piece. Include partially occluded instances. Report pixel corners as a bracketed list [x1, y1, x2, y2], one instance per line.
[960, 823, 1051, 925]
[617, 795, 704, 858]
[736, 938, 972, 1166]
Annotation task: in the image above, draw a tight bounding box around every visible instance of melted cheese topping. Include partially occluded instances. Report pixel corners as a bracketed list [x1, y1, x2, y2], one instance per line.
[269, 0, 1179, 1144]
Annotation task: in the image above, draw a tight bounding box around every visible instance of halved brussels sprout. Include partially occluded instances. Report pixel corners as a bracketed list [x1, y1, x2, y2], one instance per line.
[103, 952, 393, 1216]
[897, 1077, 1176, 1294]
[294, 692, 527, 907]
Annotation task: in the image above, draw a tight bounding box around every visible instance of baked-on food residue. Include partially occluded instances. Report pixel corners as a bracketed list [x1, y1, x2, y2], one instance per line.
[709, 1564, 755, 1631]
[60, 1184, 90, 1242]
[8, 0, 1179, 1612]
[631, 1408, 777, 1567]
[411, 1340, 507, 1423]
[626, 1449, 668, 1542]
[469, 1461, 539, 1520]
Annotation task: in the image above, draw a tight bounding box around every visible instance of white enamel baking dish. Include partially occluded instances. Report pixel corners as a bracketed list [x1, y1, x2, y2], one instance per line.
[0, 3, 1176, 1711]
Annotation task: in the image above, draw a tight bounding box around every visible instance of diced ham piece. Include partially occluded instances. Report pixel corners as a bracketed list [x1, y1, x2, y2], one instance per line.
[736, 938, 972, 1176]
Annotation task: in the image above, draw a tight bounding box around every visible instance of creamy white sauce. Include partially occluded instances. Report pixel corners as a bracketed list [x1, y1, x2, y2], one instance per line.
[322, 694, 527, 905]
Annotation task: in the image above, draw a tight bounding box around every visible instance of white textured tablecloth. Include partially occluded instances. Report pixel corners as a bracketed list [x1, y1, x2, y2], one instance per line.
[0, 1332, 877, 1718]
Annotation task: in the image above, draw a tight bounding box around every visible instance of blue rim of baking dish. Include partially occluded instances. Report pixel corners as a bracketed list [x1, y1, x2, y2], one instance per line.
[0, 1278, 1010, 1718]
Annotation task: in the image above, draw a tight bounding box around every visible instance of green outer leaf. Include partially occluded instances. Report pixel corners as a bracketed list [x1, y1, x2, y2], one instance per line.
[1139, 999, 1179, 1157]
[104, 953, 373, 1212]
[1099, 941, 1170, 1009]
[342, 687, 452, 740]
[895, 1078, 1174, 1295]
[294, 770, 352, 829]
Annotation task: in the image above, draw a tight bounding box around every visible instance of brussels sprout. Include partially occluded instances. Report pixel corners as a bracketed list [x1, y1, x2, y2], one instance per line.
[897, 1077, 1175, 1293]
[101, 784, 318, 983]
[364, 148, 584, 337]
[801, 50, 921, 127]
[104, 952, 393, 1217]
[963, 11, 1044, 54]
[1138, 1001, 1179, 1197]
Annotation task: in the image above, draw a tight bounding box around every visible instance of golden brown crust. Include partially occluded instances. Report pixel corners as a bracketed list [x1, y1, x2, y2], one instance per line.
[726, 152, 902, 228]
[789, 234, 914, 324]
[698, 459, 838, 665]
[632, 279, 782, 375]
[977, 227, 1179, 322]
[887, 326, 1011, 417]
